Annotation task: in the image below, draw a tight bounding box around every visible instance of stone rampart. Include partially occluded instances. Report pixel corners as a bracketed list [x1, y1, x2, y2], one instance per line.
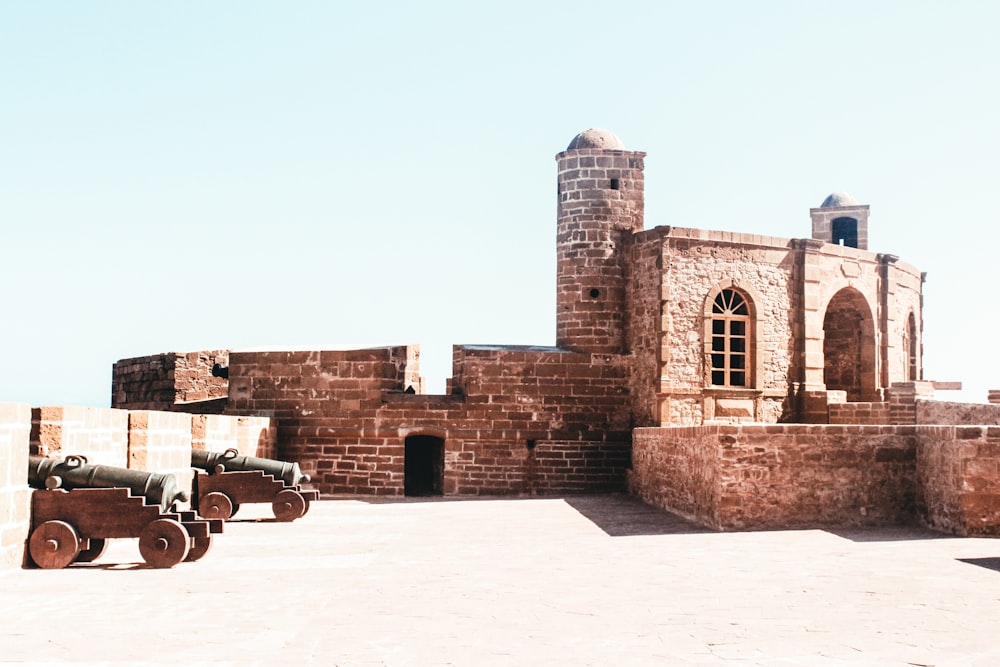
[0, 403, 31, 571]
[916, 401, 1000, 426]
[917, 425, 1000, 536]
[631, 424, 918, 530]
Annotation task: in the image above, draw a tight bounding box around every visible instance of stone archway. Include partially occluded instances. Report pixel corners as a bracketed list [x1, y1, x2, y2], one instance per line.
[404, 435, 444, 496]
[823, 288, 877, 401]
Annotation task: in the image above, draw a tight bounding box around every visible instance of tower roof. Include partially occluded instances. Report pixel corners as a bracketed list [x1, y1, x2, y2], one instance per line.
[567, 128, 625, 150]
[820, 191, 858, 208]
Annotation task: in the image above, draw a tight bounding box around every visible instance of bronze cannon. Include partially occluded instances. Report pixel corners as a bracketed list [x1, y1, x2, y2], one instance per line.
[29, 454, 188, 512]
[191, 448, 310, 487]
[26, 455, 221, 569]
[191, 448, 319, 522]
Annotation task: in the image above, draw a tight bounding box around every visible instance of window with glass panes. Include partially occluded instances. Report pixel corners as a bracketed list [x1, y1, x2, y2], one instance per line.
[710, 289, 750, 387]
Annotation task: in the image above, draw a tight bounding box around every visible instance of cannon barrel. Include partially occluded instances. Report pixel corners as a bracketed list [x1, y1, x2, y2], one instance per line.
[191, 448, 311, 486]
[28, 455, 189, 511]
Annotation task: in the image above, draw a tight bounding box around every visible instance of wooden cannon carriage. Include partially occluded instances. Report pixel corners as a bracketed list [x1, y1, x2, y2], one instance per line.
[27, 455, 223, 569]
[192, 448, 319, 522]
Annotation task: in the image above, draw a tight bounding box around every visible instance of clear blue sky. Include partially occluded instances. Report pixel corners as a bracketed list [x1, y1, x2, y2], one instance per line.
[2, 1, 998, 407]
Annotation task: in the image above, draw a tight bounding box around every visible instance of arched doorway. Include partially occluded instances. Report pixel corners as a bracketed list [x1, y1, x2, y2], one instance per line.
[823, 288, 876, 401]
[404, 435, 444, 496]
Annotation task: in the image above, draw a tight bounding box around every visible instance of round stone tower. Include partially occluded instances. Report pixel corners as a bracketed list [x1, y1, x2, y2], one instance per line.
[555, 128, 646, 354]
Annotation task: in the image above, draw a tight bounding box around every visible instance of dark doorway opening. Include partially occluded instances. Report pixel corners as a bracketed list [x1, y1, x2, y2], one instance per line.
[404, 435, 444, 496]
[832, 217, 859, 248]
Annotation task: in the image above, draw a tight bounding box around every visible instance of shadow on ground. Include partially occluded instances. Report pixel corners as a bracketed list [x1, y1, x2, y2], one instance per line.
[826, 525, 953, 543]
[958, 557, 1000, 573]
[563, 494, 713, 537]
[353, 493, 965, 542]
[356, 492, 710, 537]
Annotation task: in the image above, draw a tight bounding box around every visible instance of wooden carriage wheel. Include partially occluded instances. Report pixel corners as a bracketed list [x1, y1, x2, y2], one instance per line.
[198, 492, 234, 520]
[272, 489, 306, 522]
[29, 520, 81, 569]
[138, 519, 190, 568]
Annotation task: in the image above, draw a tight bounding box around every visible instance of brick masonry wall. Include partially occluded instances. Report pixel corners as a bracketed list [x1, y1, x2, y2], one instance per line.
[227, 345, 631, 496]
[112, 350, 229, 412]
[555, 148, 645, 354]
[629, 426, 720, 527]
[828, 402, 891, 425]
[631, 424, 918, 530]
[0, 403, 31, 570]
[128, 411, 194, 506]
[917, 425, 1000, 536]
[30, 406, 129, 466]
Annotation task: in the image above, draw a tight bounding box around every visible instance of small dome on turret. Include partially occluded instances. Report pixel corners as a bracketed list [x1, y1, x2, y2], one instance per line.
[567, 128, 625, 150]
[820, 191, 858, 208]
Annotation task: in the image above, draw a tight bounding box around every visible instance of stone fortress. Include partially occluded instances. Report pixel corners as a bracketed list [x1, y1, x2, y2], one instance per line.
[3, 128, 1000, 570]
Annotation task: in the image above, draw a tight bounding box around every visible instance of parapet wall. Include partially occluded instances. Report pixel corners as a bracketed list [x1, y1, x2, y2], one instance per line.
[127, 411, 195, 502]
[0, 403, 31, 571]
[630, 424, 918, 530]
[191, 414, 276, 459]
[31, 406, 129, 466]
[916, 400, 1000, 426]
[917, 425, 1000, 536]
[828, 402, 891, 425]
[632, 422, 1000, 535]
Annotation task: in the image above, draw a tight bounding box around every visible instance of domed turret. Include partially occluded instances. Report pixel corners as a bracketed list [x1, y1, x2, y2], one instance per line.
[566, 128, 625, 151]
[554, 130, 646, 354]
[820, 192, 858, 208]
[810, 191, 870, 249]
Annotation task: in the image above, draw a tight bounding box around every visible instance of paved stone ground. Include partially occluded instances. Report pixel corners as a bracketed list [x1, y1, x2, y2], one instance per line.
[3, 494, 1000, 666]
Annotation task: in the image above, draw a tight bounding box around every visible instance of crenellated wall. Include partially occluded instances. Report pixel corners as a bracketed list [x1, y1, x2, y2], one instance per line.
[222, 345, 631, 496]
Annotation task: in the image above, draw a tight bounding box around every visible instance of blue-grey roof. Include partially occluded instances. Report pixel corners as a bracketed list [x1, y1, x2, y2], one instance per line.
[820, 192, 858, 208]
[567, 128, 625, 150]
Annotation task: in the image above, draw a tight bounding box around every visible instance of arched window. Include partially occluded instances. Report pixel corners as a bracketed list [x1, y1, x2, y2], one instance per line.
[710, 288, 751, 387]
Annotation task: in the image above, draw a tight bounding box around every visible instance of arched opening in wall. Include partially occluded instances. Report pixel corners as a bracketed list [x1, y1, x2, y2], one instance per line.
[823, 288, 876, 401]
[832, 217, 859, 248]
[404, 435, 444, 497]
[907, 312, 919, 381]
